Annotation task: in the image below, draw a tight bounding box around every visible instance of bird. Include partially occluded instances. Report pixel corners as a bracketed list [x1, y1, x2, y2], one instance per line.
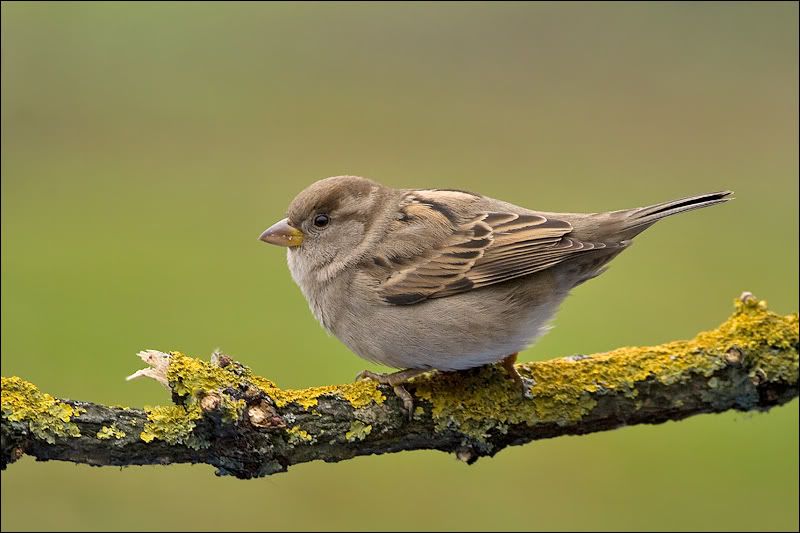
[259, 175, 732, 414]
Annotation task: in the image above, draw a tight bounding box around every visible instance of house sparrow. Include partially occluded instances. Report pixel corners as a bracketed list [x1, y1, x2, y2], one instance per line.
[259, 175, 732, 414]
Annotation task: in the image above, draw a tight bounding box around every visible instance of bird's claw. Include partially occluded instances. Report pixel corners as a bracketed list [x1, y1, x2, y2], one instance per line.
[355, 368, 425, 420]
[354, 369, 381, 382]
[501, 353, 535, 400]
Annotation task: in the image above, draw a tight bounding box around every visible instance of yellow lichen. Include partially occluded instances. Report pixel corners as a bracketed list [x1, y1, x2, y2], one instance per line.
[286, 425, 313, 444]
[251, 376, 385, 410]
[345, 420, 372, 442]
[1, 376, 84, 444]
[218, 396, 246, 422]
[132, 351, 385, 447]
[140, 404, 207, 449]
[695, 297, 798, 384]
[97, 424, 126, 440]
[167, 352, 385, 411]
[414, 296, 798, 441]
[167, 352, 242, 399]
[133, 353, 248, 447]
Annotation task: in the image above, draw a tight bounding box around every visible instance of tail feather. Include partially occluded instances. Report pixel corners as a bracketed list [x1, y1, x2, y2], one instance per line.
[620, 190, 733, 234]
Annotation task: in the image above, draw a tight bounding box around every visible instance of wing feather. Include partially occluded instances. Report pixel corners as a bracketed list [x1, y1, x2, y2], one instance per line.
[375, 194, 626, 305]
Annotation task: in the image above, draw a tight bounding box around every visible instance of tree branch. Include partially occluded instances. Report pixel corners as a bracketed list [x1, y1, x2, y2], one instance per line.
[2, 292, 797, 478]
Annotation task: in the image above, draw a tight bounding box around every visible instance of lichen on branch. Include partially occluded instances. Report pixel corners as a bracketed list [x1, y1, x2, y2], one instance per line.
[1, 292, 798, 478]
[1, 377, 84, 444]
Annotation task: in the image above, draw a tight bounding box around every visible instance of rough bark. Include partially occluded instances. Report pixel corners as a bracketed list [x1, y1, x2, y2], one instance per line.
[2, 292, 797, 479]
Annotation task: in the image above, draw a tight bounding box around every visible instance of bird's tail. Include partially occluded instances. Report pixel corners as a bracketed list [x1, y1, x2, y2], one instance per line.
[604, 190, 734, 240]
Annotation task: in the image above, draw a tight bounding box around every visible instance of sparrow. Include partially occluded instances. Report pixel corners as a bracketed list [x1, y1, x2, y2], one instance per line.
[259, 175, 732, 414]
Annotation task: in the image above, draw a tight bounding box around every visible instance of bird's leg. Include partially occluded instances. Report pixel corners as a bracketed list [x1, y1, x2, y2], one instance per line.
[501, 353, 535, 399]
[355, 368, 427, 419]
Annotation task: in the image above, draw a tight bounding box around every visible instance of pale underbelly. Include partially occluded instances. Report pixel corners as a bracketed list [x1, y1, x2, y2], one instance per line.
[332, 277, 566, 371]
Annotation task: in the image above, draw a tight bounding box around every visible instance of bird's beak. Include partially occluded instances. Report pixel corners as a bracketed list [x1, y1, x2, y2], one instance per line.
[259, 218, 304, 247]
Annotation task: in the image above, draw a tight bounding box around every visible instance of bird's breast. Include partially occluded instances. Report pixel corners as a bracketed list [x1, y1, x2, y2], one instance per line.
[287, 250, 340, 332]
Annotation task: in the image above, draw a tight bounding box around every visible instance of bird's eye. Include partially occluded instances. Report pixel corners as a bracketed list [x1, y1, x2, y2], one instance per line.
[313, 214, 330, 228]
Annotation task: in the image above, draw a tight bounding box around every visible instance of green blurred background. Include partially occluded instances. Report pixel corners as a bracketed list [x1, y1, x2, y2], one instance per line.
[2, 2, 798, 531]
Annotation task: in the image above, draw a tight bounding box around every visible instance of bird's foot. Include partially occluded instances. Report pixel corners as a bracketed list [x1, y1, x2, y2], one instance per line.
[502, 353, 535, 399]
[355, 368, 426, 420]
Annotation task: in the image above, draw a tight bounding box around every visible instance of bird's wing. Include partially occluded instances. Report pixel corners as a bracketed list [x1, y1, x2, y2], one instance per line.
[372, 193, 623, 305]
